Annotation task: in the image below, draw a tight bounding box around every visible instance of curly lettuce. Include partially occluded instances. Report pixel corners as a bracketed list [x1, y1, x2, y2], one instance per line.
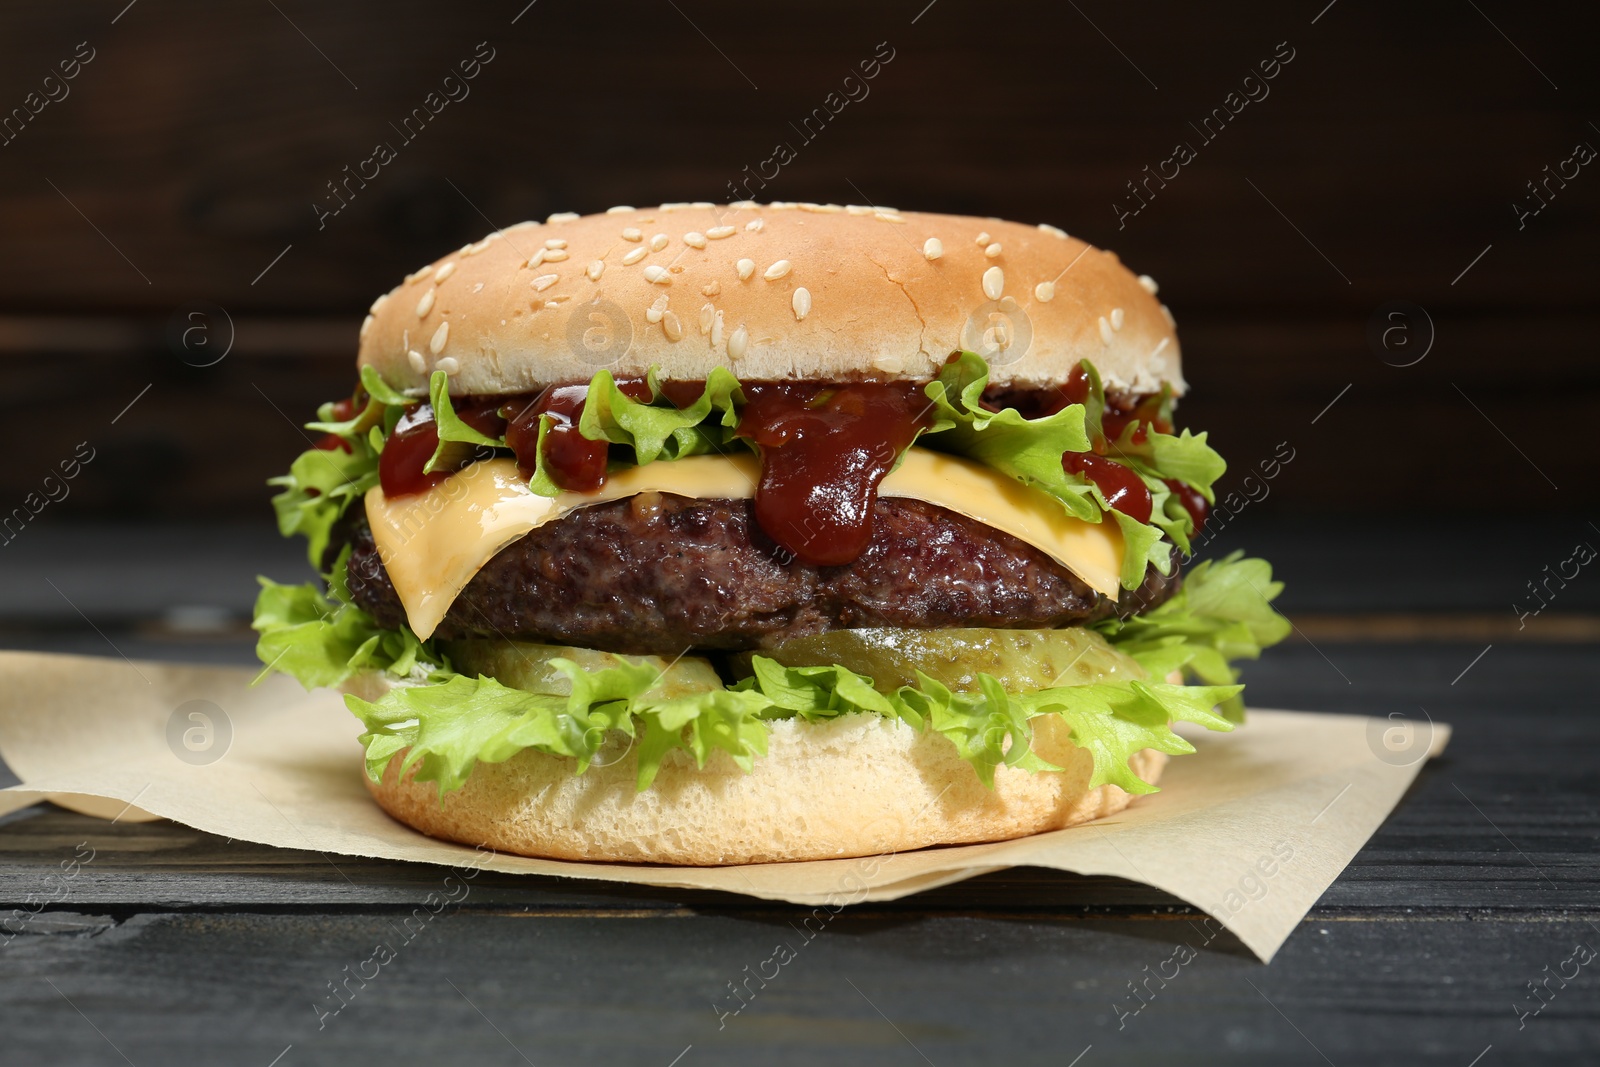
[254, 568, 1252, 797]
[1095, 552, 1291, 722]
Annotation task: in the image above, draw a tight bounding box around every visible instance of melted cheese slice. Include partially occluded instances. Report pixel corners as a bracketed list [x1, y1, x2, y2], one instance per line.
[367, 451, 1125, 640]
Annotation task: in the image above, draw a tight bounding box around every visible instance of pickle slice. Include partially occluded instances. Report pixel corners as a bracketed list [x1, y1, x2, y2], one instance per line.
[749, 627, 1146, 693]
[442, 639, 723, 698]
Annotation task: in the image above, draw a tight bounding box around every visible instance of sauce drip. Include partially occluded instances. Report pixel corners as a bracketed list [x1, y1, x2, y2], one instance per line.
[1164, 478, 1210, 533]
[378, 400, 507, 498]
[1102, 393, 1172, 445]
[1062, 452, 1153, 524]
[505, 378, 655, 493]
[737, 382, 931, 566]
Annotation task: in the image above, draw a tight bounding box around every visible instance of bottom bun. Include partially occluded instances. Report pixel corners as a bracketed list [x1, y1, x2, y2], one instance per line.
[362, 706, 1166, 866]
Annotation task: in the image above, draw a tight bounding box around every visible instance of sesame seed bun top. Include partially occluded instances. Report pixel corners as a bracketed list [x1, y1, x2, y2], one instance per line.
[357, 203, 1184, 397]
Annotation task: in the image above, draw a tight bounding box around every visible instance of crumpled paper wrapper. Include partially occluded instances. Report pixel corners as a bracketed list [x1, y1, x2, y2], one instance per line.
[0, 650, 1448, 961]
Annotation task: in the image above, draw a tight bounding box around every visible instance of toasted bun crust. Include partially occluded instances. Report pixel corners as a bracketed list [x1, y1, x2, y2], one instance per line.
[363, 711, 1165, 866]
[359, 204, 1182, 396]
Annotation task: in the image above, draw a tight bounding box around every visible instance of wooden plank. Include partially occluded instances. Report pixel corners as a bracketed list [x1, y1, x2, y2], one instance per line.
[1, 909, 1594, 1065]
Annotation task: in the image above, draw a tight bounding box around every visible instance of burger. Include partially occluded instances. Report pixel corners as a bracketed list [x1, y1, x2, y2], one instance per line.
[253, 203, 1288, 865]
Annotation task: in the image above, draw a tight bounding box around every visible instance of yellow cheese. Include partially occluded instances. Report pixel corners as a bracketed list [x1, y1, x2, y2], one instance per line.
[366, 451, 1124, 640]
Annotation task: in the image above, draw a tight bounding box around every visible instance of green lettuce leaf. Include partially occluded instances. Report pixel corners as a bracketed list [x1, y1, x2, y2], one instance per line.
[578, 366, 744, 463]
[424, 369, 506, 474]
[920, 351, 1099, 521]
[338, 647, 1240, 798]
[1094, 552, 1291, 721]
[252, 553, 446, 690]
[267, 442, 379, 568]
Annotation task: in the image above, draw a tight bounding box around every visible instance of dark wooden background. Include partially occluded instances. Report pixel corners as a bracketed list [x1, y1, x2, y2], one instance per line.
[0, 0, 1594, 520]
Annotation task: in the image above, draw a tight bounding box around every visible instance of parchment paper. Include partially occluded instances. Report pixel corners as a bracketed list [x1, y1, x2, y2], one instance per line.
[0, 650, 1449, 961]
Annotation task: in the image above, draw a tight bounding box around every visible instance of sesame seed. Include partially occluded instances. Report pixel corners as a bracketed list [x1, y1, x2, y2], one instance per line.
[873, 355, 904, 373]
[875, 211, 906, 224]
[643, 265, 671, 284]
[661, 202, 689, 212]
[745, 218, 765, 232]
[542, 249, 569, 262]
[650, 233, 669, 251]
[728, 324, 749, 359]
[360, 313, 374, 338]
[526, 249, 546, 269]
[1138, 274, 1159, 294]
[699, 302, 715, 335]
[472, 282, 484, 293]
[846, 204, 874, 215]
[736, 258, 755, 281]
[975, 231, 991, 245]
[622, 246, 649, 265]
[587, 260, 605, 281]
[729, 200, 759, 210]
[923, 238, 943, 261]
[683, 232, 708, 249]
[691, 201, 714, 209]
[1098, 316, 1114, 345]
[547, 211, 579, 223]
[1037, 223, 1068, 239]
[416, 289, 436, 317]
[1160, 304, 1176, 327]
[662, 310, 683, 342]
[434, 262, 456, 283]
[531, 274, 559, 291]
[464, 236, 496, 255]
[405, 266, 432, 284]
[606, 205, 636, 214]
[369, 293, 390, 314]
[1151, 337, 1170, 359]
[646, 294, 668, 323]
[984, 242, 1003, 258]
[982, 266, 1004, 301]
[712, 309, 725, 347]
[407, 349, 426, 373]
[1110, 307, 1125, 330]
[792, 287, 812, 320]
[436, 356, 460, 375]
[1000, 295, 1018, 311]
[1034, 281, 1056, 302]
[707, 225, 736, 239]
[545, 239, 567, 250]
[621, 228, 643, 242]
[429, 320, 450, 354]
[702, 280, 721, 296]
[764, 259, 792, 280]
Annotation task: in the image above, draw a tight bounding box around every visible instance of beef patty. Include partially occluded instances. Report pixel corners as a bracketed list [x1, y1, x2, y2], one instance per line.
[343, 494, 1181, 655]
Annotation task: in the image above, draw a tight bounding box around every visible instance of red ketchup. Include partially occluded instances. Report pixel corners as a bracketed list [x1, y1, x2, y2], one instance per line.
[1062, 451, 1153, 524]
[313, 393, 365, 454]
[505, 378, 657, 493]
[737, 382, 931, 567]
[378, 399, 507, 498]
[1164, 478, 1210, 533]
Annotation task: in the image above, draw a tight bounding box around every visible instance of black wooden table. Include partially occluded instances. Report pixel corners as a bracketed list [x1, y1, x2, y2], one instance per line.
[2, 518, 1597, 1066]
